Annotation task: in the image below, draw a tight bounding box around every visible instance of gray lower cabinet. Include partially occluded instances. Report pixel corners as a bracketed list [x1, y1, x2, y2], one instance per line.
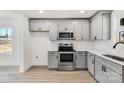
[75, 51, 86, 68]
[95, 60, 108, 82]
[107, 67, 122, 83]
[48, 51, 58, 69]
[95, 56, 123, 83]
[87, 52, 95, 76]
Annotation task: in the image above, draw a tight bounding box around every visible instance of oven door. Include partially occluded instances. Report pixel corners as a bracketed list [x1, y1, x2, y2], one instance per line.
[58, 52, 76, 70]
[58, 52, 76, 63]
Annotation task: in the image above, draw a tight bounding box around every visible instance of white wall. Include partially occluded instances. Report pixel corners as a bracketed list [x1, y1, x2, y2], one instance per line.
[93, 10, 124, 57]
[23, 17, 32, 71]
[0, 11, 32, 72]
[0, 11, 23, 66]
[29, 32, 93, 65]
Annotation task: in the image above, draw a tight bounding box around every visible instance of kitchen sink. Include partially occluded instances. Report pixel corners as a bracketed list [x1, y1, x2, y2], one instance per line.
[102, 54, 124, 62]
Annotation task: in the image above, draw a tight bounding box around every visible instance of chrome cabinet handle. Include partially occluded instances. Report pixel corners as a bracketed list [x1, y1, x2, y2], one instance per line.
[102, 66, 104, 71]
[75, 55, 77, 59]
[92, 60, 94, 64]
[102, 66, 106, 72]
[56, 55, 58, 59]
[94, 36, 97, 40]
[104, 67, 106, 72]
[90, 55, 92, 56]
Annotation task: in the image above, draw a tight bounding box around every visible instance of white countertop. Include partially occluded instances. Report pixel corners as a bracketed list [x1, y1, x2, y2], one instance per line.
[48, 49, 124, 66]
[86, 49, 124, 66]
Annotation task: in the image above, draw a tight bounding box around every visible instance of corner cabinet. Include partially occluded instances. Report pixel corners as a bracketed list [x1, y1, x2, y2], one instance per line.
[82, 20, 90, 40]
[90, 11, 112, 40]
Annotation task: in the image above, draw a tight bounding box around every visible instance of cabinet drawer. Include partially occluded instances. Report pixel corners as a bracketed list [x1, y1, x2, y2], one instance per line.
[48, 51, 58, 55]
[95, 55, 122, 75]
[76, 51, 86, 55]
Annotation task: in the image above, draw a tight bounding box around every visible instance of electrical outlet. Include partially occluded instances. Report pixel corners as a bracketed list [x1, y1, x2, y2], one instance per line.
[36, 56, 38, 59]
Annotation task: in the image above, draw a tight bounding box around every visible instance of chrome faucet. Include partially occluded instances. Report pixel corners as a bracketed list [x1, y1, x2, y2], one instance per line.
[113, 42, 124, 49]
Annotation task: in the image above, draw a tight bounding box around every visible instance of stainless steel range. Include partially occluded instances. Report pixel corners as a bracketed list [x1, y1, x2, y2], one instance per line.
[58, 43, 76, 71]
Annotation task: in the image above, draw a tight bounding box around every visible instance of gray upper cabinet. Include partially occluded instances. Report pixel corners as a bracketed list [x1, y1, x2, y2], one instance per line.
[73, 21, 82, 40]
[74, 20, 90, 40]
[75, 51, 86, 68]
[82, 20, 90, 40]
[58, 20, 74, 32]
[49, 21, 58, 40]
[87, 52, 95, 76]
[48, 51, 58, 69]
[29, 20, 50, 32]
[90, 11, 111, 40]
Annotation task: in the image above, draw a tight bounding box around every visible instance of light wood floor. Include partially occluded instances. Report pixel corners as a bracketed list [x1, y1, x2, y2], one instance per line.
[0, 66, 96, 83]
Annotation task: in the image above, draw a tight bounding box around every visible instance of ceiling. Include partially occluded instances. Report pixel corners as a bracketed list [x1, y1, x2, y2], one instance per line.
[10, 10, 98, 18]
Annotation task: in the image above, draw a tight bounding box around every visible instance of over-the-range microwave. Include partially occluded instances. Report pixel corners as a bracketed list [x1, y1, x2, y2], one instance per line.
[58, 32, 75, 40]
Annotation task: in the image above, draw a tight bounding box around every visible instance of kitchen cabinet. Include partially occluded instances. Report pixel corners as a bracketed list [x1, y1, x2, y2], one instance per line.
[58, 20, 74, 32]
[75, 51, 86, 69]
[48, 51, 58, 69]
[87, 52, 95, 76]
[90, 11, 111, 40]
[73, 21, 82, 40]
[95, 60, 108, 83]
[29, 20, 49, 32]
[106, 67, 122, 83]
[49, 21, 59, 40]
[74, 20, 90, 40]
[95, 55, 123, 83]
[82, 20, 90, 40]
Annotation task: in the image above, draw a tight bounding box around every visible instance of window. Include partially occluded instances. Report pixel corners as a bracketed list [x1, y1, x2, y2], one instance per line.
[0, 28, 12, 55]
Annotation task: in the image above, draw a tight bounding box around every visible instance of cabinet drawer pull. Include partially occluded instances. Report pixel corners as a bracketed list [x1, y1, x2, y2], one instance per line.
[102, 66, 104, 71]
[92, 60, 94, 64]
[75, 55, 77, 59]
[90, 55, 92, 56]
[94, 36, 97, 40]
[56, 55, 58, 59]
[104, 67, 106, 72]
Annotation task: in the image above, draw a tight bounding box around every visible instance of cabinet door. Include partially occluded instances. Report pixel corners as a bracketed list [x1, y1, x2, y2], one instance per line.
[73, 21, 82, 40]
[82, 20, 90, 40]
[90, 13, 103, 40]
[49, 21, 58, 40]
[106, 68, 122, 83]
[102, 13, 111, 40]
[59, 21, 74, 32]
[95, 61, 107, 83]
[30, 20, 49, 31]
[48, 52, 58, 69]
[96, 14, 103, 40]
[76, 52, 86, 68]
[90, 19, 96, 40]
[87, 53, 95, 76]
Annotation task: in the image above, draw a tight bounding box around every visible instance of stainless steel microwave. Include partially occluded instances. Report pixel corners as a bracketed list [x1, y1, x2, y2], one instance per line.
[58, 32, 75, 40]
